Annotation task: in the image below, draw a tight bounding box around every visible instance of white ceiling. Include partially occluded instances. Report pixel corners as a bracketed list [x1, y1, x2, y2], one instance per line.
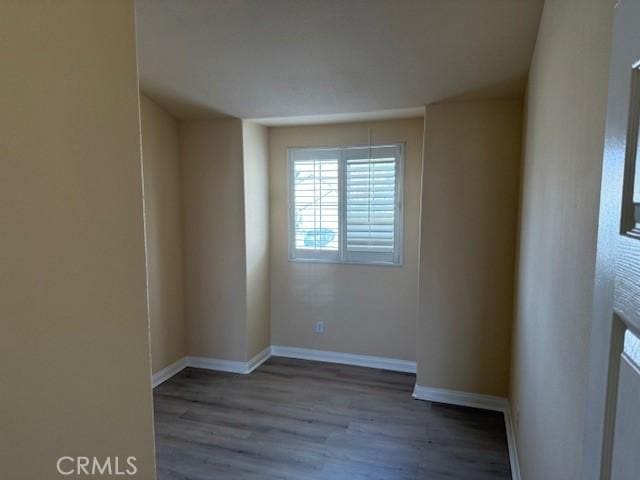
[135, 0, 544, 122]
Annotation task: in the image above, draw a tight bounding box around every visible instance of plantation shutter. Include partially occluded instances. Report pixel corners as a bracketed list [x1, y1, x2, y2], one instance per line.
[289, 148, 340, 261]
[288, 144, 403, 265]
[344, 145, 401, 264]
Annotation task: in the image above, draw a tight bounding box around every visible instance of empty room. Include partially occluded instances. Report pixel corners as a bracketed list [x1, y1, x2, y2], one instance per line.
[3, 0, 638, 479]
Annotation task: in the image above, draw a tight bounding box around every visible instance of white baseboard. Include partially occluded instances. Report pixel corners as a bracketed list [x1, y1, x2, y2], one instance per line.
[187, 355, 248, 374]
[412, 384, 520, 480]
[154, 345, 416, 386]
[152, 357, 187, 388]
[412, 384, 508, 411]
[271, 345, 416, 373]
[153, 347, 272, 387]
[503, 404, 521, 480]
[187, 345, 272, 375]
[246, 346, 272, 373]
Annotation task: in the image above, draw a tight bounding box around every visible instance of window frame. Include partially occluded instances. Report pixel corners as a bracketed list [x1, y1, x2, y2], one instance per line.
[287, 143, 404, 266]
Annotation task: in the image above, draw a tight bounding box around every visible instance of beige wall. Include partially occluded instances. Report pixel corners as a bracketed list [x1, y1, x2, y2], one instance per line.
[140, 95, 187, 374]
[510, 0, 613, 478]
[0, 1, 156, 478]
[269, 118, 423, 361]
[417, 99, 523, 397]
[180, 119, 249, 361]
[180, 119, 273, 363]
[242, 121, 271, 358]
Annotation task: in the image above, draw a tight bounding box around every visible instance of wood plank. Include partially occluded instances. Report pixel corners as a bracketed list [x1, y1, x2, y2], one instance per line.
[154, 357, 511, 479]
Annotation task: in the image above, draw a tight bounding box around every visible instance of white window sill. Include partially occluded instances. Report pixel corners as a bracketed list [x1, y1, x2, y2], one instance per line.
[287, 257, 403, 267]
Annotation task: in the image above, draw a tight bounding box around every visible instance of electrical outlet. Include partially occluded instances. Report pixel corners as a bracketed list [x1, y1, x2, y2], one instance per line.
[315, 321, 325, 334]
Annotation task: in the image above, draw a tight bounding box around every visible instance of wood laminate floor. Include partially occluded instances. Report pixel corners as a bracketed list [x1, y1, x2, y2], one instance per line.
[153, 357, 511, 480]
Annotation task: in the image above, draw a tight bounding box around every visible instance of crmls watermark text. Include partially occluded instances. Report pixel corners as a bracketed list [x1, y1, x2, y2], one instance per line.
[56, 456, 138, 476]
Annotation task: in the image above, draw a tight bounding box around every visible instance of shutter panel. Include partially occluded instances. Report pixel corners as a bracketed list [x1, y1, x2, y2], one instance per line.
[345, 145, 400, 260]
[290, 149, 340, 258]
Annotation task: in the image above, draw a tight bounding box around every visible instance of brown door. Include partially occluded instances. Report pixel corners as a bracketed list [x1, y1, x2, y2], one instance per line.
[584, 1, 640, 479]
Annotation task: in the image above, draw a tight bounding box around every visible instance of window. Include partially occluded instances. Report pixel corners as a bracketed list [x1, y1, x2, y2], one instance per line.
[288, 144, 404, 265]
[624, 329, 640, 369]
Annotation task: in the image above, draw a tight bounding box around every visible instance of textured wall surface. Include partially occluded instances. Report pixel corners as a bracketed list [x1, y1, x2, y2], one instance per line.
[0, 1, 156, 477]
[418, 99, 523, 397]
[510, 0, 614, 478]
[269, 118, 423, 360]
[141, 94, 187, 374]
